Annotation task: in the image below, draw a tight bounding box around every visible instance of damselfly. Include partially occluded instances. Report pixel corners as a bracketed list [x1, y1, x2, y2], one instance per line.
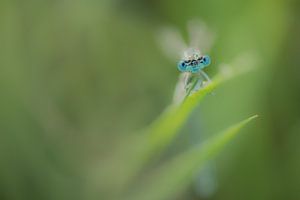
[157, 20, 217, 198]
[158, 20, 215, 104]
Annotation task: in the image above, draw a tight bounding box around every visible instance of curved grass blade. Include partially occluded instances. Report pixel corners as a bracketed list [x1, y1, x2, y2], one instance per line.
[139, 62, 251, 163]
[114, 59, 256, 190]
[127, 115, 258, 200]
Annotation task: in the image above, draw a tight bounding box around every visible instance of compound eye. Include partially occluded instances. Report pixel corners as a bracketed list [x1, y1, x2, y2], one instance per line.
[178, 61, 187, 72]
[202, 55, 211, 66]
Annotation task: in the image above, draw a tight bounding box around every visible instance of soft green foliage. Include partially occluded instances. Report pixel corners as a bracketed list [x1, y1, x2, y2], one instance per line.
[127, 115, 257, 200]
[140, 59, 253, 163]
[1, 0, 300, 200]
[114, 62, 258, 199]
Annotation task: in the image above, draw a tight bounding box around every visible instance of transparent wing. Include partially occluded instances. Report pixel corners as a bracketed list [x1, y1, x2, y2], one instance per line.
[156, 26, 188, 61]
[187, 19, 215, 53]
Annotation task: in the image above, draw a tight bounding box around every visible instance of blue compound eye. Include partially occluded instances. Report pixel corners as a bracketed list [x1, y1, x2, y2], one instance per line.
[202, 55, 211, 66]
[178, 61, 187, 72]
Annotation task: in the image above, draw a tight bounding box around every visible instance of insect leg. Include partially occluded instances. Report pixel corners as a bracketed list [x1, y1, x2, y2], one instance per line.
[199, 70, 211, 84]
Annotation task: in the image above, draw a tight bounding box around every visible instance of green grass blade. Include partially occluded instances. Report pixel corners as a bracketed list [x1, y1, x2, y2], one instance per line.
[114, 60, 256, 189]
[140, 62, 252, 162]
[128, 115, 258, 200]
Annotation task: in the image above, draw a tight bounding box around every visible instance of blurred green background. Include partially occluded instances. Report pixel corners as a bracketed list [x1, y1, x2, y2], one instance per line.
[1, 0, 300, 200]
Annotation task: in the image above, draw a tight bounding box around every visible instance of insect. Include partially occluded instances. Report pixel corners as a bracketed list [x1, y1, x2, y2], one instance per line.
[157, 20, 214, 103]
[157, 21, 217, 198]
[178, 48, 211, 74]
[177, 48, 212, 96]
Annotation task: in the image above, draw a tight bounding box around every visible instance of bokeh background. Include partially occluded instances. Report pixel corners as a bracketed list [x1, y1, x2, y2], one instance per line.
[1, 0, 300, 200]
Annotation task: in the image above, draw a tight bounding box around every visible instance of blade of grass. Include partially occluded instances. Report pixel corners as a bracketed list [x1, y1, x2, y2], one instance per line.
[127, 115, 258, 200]
[115, 59, 256, 190]
[139, 63, 250, 162]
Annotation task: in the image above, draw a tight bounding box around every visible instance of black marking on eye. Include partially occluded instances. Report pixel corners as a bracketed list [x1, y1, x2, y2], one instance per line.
[197, 56, 204, 63]
[191, 60, 197, 66]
